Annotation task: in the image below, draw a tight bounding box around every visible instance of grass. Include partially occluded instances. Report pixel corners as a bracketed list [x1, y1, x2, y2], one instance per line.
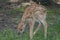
[0, 7, 60, 40]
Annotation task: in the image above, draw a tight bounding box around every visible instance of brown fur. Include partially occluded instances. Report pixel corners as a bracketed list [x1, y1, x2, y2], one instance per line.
[18, 1, 47, 40]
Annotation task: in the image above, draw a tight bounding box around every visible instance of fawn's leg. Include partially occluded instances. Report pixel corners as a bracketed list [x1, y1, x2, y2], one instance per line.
[33, 22, 41, 35]
[29, 20, 35, 40]
[41, 20, 47, 40]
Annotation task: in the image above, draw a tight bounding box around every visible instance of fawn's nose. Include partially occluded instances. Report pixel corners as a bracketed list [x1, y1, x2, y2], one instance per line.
[18, 32, 20, 35]
[18, 29, 22, 35]
[18, 29, 25, 35]
[18, 31, 25, 35]
[21, 29, 25, 33]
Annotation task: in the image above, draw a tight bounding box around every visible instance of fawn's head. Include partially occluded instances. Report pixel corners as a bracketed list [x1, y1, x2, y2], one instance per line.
[18, 23, 26, 34]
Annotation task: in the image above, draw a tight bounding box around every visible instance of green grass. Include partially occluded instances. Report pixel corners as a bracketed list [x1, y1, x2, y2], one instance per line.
[0, 7, 60, 40]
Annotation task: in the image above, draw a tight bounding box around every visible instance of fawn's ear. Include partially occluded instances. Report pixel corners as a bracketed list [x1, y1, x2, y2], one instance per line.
[21, 2, 31, 6]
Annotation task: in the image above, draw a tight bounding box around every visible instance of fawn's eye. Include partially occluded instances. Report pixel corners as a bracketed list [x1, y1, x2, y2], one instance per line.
[20, 29, 22, 31]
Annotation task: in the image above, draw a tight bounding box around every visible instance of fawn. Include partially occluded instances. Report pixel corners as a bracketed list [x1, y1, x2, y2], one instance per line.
[18, 0, 47, 40]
